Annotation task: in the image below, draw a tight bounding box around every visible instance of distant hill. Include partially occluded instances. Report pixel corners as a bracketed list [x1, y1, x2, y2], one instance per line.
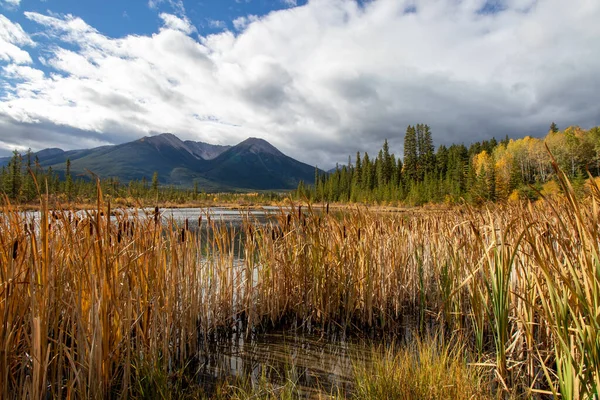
[0, 133, 319, 191]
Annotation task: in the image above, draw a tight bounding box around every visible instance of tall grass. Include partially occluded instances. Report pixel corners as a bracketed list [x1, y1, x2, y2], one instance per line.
[352, 335, 492, 400]
[1, 170, 599, 398]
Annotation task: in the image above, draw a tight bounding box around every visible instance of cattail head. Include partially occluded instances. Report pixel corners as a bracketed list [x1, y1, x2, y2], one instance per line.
[12, 239, 18, 260]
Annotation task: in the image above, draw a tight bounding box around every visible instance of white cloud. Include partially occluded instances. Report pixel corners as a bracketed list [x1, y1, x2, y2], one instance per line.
[233, 15, 259, 31]
[1, 0, 600, 166]
[148, 0, 185, 16]
[159, 13, 196, 34]
[208, 19, 226, 29]
[1, 0, 21, 9]
[281, 0, 298, 7]
[0, 14, 33, 64]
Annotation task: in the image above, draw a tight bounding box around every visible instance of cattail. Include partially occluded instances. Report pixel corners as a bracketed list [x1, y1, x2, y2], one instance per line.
[358, 227, 361, 241]
[198, 215, 202, 226]
[271, 229, 276, 241]
[180, 228, 186, 243]
[298, 205, 302, 220]
[286, 213, 291, 227]
[12, 239, 18, 260]
[326, 203, 329, 215]
[154, 206, 160, 223]
[185, 218, 189, 231]
[343, 225, 346, 239]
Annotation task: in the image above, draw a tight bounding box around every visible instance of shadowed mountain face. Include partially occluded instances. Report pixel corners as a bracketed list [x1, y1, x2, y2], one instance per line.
[1, 133, 318, 191]
[199, 138, 315, 190]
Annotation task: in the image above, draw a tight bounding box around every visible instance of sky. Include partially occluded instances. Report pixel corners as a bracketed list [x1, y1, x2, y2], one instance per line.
[0, 0, 599, 168]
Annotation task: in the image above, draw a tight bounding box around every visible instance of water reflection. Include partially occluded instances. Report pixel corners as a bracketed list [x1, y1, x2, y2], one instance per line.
[197, 328, 373, 398]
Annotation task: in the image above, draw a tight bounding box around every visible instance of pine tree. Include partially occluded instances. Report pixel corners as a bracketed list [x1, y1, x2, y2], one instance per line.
[7, 150, 22, 200]
[23, 149, 36, 201]
[382, 139, 393, 184]
[65, 159, 73, 201]
[436, 145, 449, 179]
[403, 126, 418, 183]
[420, 124, 435, 178]
[550, 122, 559, 133]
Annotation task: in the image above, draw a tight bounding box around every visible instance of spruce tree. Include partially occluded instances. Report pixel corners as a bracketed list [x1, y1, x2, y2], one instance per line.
[65, 159, 73, 202]
[421, 124, 435, 177]
[403, 126, 418, 183]
[7, 150, 22, 200]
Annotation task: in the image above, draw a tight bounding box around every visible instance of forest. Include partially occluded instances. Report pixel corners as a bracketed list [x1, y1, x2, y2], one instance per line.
[299, 123, 600, 205]
[1, 123, 599, 206]
[0, 153, 282, 205]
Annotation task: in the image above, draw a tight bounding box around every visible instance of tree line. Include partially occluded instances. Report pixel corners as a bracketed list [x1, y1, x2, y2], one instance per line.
[0, 151, 281, 205]
[296, 124, 600, 205]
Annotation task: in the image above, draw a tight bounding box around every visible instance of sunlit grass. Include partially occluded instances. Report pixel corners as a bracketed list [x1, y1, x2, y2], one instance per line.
[1, 165, 599, 398]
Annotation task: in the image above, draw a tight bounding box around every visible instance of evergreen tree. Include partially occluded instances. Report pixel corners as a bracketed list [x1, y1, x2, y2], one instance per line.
[403, 126, 418, 183]
[23, 149, 36, 201]
[419, 124, 435, 178]
[436, 145, 449, 179]
[382, 139, 393, 184]
[6, 150, 22, 200]
[65, 159, 73, 201]
[550, 122, 559, 133]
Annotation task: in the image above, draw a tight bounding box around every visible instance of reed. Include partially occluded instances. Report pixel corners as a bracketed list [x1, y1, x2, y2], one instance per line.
[0, 171, 599, 398]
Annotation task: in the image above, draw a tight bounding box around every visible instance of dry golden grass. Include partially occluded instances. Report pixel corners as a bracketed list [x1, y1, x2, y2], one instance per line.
[1, 166, 599, 398]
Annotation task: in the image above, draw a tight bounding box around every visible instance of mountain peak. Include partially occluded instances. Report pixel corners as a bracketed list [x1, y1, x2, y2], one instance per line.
[239, 137, 283, 156]
[140, 133, 192, 153]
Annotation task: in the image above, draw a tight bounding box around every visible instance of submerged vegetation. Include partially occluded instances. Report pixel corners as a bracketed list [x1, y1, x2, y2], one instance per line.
[1, 155, 599, 398]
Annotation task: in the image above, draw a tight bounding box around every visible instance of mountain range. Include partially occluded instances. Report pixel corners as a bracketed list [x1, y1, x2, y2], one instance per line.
[0, 134, 319, 191]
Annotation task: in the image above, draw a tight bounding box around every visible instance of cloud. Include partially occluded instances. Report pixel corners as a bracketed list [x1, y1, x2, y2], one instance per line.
[207, 19, 226, 29]
[159, 13, 196, 34]
[0, 14, 34, 64]
[148, 0, 186, 16]
[0, 0, 21, 10]
[281, 0, 298, 7]
[0, 0, 600, 168]
[233, 14, 259, 31]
